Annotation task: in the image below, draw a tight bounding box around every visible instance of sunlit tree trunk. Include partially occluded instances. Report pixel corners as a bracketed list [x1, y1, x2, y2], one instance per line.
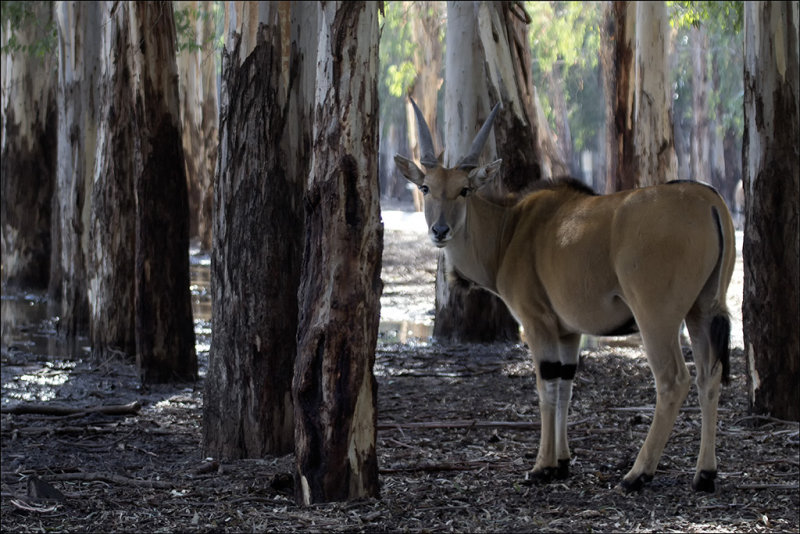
[406, 0, 442, 212]
[51, 0, 103, 346]
[602, 1, 676, 192]
[294, 1, 382, 504]
[1, 1, 57, 289]
[742, 1, 799, 421]
[632, 1, 677, 186]
[176, 0, 217, 251]
[204, 1, 308, 458]
[690, 26, 711, 184]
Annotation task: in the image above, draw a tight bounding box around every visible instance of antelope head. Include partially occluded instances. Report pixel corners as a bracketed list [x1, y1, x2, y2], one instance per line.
[394, 98, 502, 248]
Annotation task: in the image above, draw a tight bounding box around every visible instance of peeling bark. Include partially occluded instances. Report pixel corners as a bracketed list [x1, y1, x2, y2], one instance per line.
[203, 1, 308, 459]
[51, 1, 103, 346]
[1, 1, 57, 289]
[90, 1, 196, 383]
[742, 1, 799, 421]
[294, 1, 381, 504]
[130, 2, 196, 383]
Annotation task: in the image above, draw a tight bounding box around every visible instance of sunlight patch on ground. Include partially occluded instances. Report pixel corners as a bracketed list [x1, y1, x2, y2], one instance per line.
[382, 210, 427, 233]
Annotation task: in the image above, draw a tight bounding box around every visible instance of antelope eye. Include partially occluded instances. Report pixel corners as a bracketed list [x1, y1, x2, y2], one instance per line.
[459, 187, 471, 197]
[419, 185, 429, 195]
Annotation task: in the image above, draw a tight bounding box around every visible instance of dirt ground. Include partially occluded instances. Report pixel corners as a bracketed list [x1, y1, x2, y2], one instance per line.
[1, 211, 798, 533]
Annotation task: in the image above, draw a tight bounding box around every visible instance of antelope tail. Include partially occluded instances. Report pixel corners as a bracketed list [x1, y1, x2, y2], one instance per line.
[710, 206, 732, 385]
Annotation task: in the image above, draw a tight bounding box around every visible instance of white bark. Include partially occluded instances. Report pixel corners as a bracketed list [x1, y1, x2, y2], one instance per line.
[633, 1, 677, 185]
[53, 0, 103, 337]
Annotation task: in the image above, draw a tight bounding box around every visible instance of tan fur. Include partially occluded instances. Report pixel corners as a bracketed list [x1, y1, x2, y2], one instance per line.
[394, 153, 735, 491]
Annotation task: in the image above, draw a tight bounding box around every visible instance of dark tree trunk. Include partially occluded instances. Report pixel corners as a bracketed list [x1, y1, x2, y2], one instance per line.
[742, 1, 799, 421]
[203, 3, 305, 458]
[1, 1, 57, 290]
[602, 1, 636, 193]
[131, 2, 196, 383]
[294, 1, 382, 504]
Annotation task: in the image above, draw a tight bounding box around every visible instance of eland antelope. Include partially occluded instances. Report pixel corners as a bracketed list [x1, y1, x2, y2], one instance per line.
[394, 98, 735, 493]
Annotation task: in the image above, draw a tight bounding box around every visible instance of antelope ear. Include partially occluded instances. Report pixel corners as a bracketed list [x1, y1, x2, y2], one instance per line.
[394, 155, 426, 187]
[467, 159, 502, 190]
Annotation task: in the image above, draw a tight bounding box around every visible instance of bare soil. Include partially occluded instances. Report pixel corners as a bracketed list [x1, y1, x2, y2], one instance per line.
[1, 217, 798, 533]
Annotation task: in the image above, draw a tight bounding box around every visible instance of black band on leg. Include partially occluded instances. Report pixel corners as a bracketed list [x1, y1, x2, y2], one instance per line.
[539, 361, 561, 380]
[560, 363, 577, 380]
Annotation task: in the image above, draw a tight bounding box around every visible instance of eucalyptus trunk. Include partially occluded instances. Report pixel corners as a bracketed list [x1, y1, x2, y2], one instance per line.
[51, 0, 103, 346]
[742, 1, 799, 421]
[1, 1, 57, 289]
[203, 1, 309, 458]
[294, 1, 382, 504]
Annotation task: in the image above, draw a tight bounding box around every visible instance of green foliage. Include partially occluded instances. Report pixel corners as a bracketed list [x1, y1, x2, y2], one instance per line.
[668, 1, 743, 34]
[526, 1, 603, 153]
[1, 1, 57, 59]
[668, 2, 743, 138]
[174, 2, 223, 54]
[379, 2, 419, 100]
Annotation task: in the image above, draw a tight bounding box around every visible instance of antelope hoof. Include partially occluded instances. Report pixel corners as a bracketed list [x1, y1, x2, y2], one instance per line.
[620, 472, 653, 493]
[529, 466, 557, 484]
[556, 458, 570, 480]
[692, 470, 717, 493]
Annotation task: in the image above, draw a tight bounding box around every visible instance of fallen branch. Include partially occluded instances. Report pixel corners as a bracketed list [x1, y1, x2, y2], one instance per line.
[381, 461, 511, 474]
[378, 420, 538, 431]
[46, 472, 173, 489]
[1, 401, 141, 417]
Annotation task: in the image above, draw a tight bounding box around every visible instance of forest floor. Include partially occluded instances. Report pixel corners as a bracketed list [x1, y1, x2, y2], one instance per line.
[1, 207, 798, 533]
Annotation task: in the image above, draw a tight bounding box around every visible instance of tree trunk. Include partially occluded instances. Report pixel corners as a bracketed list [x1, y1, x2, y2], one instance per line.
[434, 1, 563, 343]
[602, 1, 676, 191]
[0, 1, 57, 289]
[176, 1, 217, 252]
[51, 1, 103, 346]
[742, 1, 799, 421]
[294, 1, 382, 504]
[203, 1, 307, 459]
[90, 1, 196, 383]
[89, 1, 138, 361]
[601, 1, 635, 193]
[130, 2, 196, 383]
[690, 26, 711, 184]
[632, 1, 677, 186]
[406, 1, 443, 212]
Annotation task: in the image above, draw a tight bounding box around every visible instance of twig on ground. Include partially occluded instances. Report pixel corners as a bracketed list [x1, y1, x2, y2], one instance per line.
[1, 401, 141, 417]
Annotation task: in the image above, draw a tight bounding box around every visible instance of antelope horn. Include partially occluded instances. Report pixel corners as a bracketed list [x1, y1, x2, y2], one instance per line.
[410, 97, 438, 169]
[457, 101, 502, 170]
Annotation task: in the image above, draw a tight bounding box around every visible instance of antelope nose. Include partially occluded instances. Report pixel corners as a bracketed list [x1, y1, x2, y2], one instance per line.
[431, 223, 450, 240]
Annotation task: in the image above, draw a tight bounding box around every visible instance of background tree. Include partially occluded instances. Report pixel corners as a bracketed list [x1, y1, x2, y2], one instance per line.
[50, 0, 103, 347]
[1, 1, 57, 289]
[293, 1, 382, 505]
[90, 1, 196, 382]
[601, 1, 677, 192]
[670, 1, 744, 214]
[432, 1, 566, 343]
[203, 1, 308, 458]
[742, 0, 799, 421]
[175, 0, 218, 251]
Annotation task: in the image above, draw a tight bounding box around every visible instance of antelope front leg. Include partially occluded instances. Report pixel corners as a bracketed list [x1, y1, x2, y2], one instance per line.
[532, 359, 559, 481]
